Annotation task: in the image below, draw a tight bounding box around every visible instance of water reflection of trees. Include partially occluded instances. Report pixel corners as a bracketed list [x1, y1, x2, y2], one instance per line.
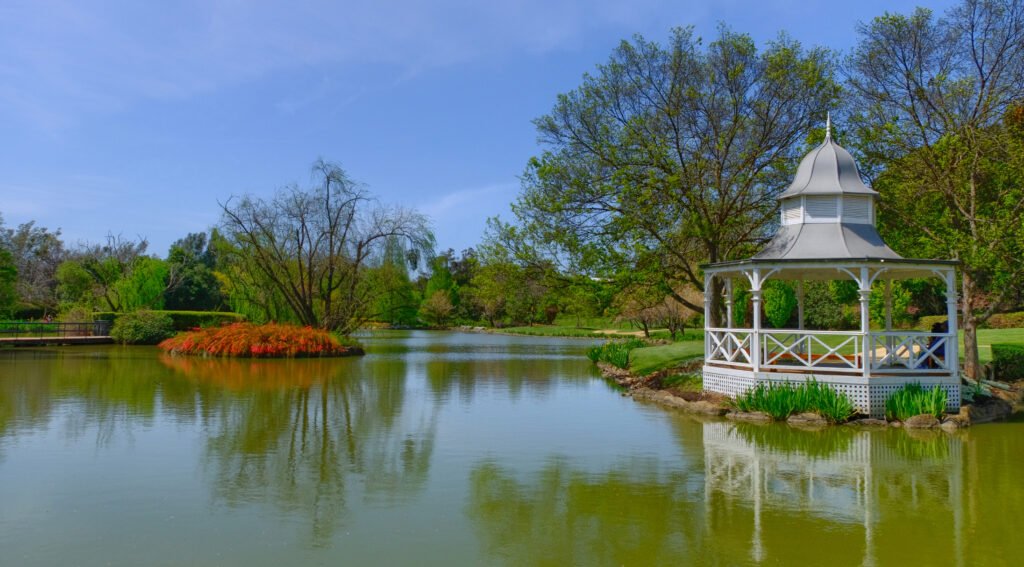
[0, 348, 164, 448]
[166, 355, 438, 546]
[467, 457, 703, 565]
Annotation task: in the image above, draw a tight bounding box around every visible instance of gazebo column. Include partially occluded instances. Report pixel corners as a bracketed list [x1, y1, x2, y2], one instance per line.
[944, 269, 959, 378]
[796, 281, 805, 330]
[704, 273, 713, 362]
[725, 278, 734, 330]
[749, 269, 763, 373]
[859, 267, 871, 378]
[884, 279, 894, 354]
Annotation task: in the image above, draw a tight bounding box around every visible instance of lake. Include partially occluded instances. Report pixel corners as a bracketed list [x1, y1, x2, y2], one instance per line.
[0, 331, 1020, 566]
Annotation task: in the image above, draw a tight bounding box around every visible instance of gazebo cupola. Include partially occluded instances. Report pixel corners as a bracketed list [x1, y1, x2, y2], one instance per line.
[700, 118, 961, 418]
[756, 119, 899, 262]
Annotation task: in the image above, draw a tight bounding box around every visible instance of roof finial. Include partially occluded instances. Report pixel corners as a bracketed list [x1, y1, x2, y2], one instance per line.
[826, 111, 832, 141]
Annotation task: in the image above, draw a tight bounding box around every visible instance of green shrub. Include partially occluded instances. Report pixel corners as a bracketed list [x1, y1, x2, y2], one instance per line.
[984, 311, 1024, 329]
[763, 281, 797, 328]
[586, 339, 647, 369]
[732, 379, 857, 423]
[94, 310, 244, 331]
[915, 315, 948, 331]
[884, 383, 948, 421]
[991, 343, 1024, 381]
[110, 310, 176, 345]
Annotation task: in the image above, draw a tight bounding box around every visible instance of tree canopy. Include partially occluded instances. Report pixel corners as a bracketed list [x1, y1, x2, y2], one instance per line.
[515, 26, 839, 321]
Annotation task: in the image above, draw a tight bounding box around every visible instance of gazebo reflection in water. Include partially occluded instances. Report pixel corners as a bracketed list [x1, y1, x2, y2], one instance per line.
[701, 420, 966, 566]
[701, 119, 960, 418]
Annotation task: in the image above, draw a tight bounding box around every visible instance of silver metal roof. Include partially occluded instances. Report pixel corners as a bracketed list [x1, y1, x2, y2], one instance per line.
[779, 133, 879, 199]
[752, 222, 901, 260]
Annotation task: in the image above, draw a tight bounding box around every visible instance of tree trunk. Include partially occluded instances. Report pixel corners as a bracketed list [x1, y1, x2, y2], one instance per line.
[706, 277, 724, 328]
[961, 271, 981, 380]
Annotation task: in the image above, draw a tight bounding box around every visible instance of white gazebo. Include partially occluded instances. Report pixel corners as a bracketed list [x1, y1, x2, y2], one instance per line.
[701, 123, 960, 418]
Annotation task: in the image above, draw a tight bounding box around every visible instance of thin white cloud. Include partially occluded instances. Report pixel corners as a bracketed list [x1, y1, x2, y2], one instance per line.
[0, 0, 674, 131]
[419, 182, 518, 221]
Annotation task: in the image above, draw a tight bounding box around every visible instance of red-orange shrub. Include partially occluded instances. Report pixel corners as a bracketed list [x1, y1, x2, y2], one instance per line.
[158, 322, 362, 358]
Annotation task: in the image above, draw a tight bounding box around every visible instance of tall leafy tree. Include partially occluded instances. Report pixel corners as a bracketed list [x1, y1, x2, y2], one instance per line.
[846, 0, 1024, 378]
[516, 26, 839, 322]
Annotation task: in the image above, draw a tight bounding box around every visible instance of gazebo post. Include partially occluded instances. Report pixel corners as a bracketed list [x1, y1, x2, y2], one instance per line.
[859, 267, 871, 378]
[725, 278, 733, 330]
[704, 272, 712, 362]
[945, 269, 959, 378]
[750, 268, 763, 373]
[796, 280, 804, 331]
[884, 279, 894, 354]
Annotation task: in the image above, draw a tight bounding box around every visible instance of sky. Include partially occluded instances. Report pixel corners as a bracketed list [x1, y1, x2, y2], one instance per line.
[0, 0, 957, 257]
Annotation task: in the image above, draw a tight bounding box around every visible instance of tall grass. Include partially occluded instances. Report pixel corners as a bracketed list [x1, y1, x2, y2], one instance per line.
[586, 339, 648, 369]
[733, 379, 857, 423]
[884, 383, 948, 421]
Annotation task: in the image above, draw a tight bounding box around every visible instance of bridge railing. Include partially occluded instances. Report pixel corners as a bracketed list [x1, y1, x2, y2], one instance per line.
[0, 320, 113, 338]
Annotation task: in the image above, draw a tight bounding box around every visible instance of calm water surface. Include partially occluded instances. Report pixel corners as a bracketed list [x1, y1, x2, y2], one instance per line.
[0, 331, 1021, 566]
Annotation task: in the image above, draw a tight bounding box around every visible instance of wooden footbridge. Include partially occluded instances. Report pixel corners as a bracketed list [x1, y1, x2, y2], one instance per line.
[0, 321, 114, 346]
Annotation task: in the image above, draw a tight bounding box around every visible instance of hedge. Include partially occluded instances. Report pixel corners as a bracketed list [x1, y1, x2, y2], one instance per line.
[110, 311, 176, 345]
[983, 311, 1024, 329]
[915, 315, 948, 332]
[991, 343, 1024, 381]
[93, 310, 245, 331]
[917, 311, 1024, 331]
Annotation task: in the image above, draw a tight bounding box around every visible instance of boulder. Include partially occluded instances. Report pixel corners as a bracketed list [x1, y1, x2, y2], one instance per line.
[787, 412, 828, 427]
[727, 411, 773, 423]
[848, 418, 888, 427]
[903, 414, 941, 429]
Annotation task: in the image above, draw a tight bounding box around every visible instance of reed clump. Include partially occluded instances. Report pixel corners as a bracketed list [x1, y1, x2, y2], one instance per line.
[733, 379, 857, 423]
[884, 383, 947, 421]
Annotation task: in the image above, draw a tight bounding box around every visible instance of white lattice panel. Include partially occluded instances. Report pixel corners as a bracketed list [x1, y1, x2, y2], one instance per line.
[702, 366, 961, 419]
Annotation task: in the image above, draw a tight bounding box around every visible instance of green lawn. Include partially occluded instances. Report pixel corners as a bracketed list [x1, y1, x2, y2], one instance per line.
[971, 328, 1024, 363]
[628, 341, 705, 376]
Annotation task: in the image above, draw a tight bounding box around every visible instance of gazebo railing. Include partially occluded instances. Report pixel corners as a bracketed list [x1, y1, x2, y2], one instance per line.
[869, 332, 950, 372]
[706, 328, 752, 366]
[706, 327, 954, 375]
[761, 330, 861, 371]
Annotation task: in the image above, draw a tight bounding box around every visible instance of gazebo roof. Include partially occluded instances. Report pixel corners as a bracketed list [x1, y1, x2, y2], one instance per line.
[779, 121, 878, 199]
[702, 118, 957, 279]
[752, 222, 900, 261]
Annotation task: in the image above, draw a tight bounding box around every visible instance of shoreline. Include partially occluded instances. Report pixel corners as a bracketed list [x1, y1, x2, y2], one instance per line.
[597, 361, 1020, 430]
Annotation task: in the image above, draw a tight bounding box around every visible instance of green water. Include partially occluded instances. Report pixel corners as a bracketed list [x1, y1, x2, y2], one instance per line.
[0, 331, 1020, 566]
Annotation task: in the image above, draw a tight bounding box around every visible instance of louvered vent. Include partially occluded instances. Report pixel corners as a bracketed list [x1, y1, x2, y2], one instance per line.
[804, 196, 838, 221]
[842, 196, 871, 224]
[781, 200, 802, 225]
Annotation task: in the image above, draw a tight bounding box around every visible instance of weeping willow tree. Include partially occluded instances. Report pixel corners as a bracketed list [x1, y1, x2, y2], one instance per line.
[219, 159, 434, 334]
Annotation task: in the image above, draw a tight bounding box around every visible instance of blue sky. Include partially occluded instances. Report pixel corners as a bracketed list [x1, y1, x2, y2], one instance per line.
[0, 0, 955, 257]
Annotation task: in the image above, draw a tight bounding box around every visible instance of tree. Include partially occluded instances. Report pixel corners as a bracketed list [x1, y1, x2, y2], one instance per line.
[846, 0, 1024, 378]
[219, 159, 434, 333]
[0, 220, 65, 314]
[419, 290, 454, 328]
[365, 235, 420, 326]
[515, 26, 839, 324]
[0, 248, 16, 318]
[55, 234, 150, 312]
[164, 232, 225, 311]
